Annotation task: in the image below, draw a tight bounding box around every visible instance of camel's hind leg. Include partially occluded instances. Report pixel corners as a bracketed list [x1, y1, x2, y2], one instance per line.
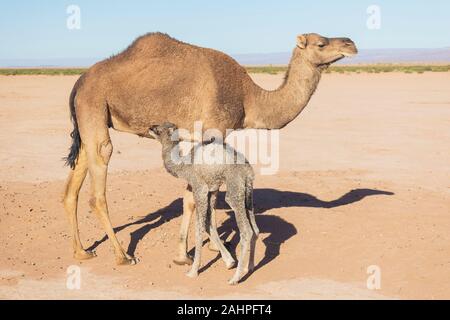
[208, 191, 235, 269]
[75, 94, 136, 266]
[226, 185, 254, 285]
[207, 190, 220, 252]
[63, 146, 96, 260]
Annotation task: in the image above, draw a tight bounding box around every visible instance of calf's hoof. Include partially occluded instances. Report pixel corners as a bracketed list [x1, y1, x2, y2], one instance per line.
[224, 259, 236, 270]
[228, 269, 246, 285]
[186, 270, 198, 278]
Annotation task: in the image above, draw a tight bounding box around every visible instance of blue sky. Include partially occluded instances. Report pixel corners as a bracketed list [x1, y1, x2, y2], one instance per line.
[1, 0, 449, 60]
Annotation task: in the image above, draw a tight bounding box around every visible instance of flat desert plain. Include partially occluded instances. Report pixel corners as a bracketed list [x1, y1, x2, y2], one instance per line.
[0, 72, 449, 299]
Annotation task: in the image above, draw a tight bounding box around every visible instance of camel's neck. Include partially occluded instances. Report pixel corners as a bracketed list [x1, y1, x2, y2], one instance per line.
[243, 49, 323, 129]
[161, 140, 186, 178]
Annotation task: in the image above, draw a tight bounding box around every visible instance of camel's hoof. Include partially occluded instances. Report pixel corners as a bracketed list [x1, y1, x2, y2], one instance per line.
[173, 255, 193, 266]
[208, 241, 220, 252]
[228, 271, 245, 285]
[225, 259, 236, 270]
[186, 270, 198, 278]
[116, 255, 137, 266]
[74, 250, 96, 260]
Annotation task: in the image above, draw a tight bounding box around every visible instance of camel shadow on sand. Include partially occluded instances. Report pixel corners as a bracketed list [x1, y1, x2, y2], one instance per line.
[88, 188, 394, 272]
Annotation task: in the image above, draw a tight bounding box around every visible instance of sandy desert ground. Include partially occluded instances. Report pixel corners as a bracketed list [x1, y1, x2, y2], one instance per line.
[0, 72, 449, 299]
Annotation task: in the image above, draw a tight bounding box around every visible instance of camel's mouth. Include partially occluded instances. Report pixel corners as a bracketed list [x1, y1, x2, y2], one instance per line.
[335, 54, 346, 62]
[340, 44, 358, 58]
[324, 54, 346, 65]
[320, 51, 357, 67]
[330, 50, 357, 63]
[342, 51, 357, 58]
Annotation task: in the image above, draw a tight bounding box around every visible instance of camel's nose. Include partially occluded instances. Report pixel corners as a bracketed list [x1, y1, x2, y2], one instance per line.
[343, 38, 355, 46]
[340, 38, 358, 54]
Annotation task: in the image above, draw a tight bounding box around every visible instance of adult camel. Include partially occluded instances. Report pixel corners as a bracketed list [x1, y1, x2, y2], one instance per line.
[63, 32, 357, 265]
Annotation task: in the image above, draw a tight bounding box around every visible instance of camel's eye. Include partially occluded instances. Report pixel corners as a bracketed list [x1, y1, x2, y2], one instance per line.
[317, 42, 326, 48]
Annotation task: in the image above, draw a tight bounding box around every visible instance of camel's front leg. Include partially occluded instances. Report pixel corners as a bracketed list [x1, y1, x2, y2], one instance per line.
[174, 187, 221, 266]
[186, 185, 209, 278]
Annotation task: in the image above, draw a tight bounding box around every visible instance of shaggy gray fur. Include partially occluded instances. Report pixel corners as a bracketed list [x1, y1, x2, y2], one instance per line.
[149, 122, 259, 284]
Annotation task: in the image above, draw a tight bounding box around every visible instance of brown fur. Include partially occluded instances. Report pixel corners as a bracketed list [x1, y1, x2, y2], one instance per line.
[63, 32, 357, 265]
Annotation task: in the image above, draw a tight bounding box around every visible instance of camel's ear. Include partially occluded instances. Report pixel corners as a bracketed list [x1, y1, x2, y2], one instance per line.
[296, 34, 307, 49]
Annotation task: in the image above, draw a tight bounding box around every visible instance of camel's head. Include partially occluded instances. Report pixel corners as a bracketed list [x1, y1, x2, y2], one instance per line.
[296, 33, 358, 67]
[148, 122, 178, 142]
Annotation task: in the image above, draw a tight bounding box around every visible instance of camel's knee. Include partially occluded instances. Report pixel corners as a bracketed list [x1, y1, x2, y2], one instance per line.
[225, 188, 241, 205]
[88, 197, 96, 210]
[89, 195, 107, 211]
[241, 228, 253, 242]
[178, 233, 187, 244]
[225, 195, 242, 212]
[98, 139, 113, 165]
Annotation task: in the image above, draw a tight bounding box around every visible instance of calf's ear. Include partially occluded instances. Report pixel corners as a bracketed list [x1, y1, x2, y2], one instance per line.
[149, 125, 161, 136]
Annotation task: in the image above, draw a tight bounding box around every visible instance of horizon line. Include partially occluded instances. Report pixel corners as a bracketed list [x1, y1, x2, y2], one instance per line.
[1, 46, 450, 61]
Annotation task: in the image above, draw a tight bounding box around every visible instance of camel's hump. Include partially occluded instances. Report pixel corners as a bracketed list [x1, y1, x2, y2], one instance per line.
[126, 32, 195, 51]
[113, 32, 240, 66]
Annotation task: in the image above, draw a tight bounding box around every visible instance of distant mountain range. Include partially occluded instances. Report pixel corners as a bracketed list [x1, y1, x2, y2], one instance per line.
[233, 48, 450, 65]
[1, 48, 449, 67]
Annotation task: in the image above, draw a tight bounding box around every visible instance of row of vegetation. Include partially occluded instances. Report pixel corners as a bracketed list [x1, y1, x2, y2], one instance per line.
[0, 65, 449, 76]
[247, 64, 450, 74]
[0, 68, 87, 76]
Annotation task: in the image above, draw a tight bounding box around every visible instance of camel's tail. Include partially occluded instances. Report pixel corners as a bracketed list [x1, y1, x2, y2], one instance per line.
[245, 174, 259, 236]
[63, 75, 84, 169]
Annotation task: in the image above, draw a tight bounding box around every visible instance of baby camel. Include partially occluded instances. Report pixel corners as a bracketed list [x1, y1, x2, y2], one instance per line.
[149, 122, 259, 284]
